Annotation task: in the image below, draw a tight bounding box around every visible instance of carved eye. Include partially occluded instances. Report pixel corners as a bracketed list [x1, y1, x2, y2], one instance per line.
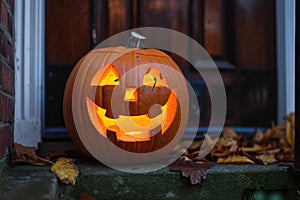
[143, 67, 168, 87]
[99, 64, 120, 86]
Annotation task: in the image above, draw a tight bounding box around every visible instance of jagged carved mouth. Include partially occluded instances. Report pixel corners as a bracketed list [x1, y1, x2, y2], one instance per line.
[86, 90, 177, 142]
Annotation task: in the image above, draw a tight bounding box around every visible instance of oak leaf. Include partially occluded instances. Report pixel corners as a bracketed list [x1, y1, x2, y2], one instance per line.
[170, 158, 213, 185]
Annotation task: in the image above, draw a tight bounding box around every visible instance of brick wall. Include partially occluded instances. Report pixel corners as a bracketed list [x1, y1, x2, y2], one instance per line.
[0, 0, 14, 160]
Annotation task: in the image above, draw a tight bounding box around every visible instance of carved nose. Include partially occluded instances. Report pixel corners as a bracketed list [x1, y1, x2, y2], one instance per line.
[124, 87, 138, 102]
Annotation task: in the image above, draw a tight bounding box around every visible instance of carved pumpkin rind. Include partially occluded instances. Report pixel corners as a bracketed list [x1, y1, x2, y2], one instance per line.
[63, 46, 188, 157]
[63, 55, 92, 157]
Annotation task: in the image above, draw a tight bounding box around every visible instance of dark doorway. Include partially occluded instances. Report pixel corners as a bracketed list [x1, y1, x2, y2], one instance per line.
[44, 0, 277, 138]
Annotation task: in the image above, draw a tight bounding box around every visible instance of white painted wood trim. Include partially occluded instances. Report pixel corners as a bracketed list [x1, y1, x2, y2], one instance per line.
[276, 0, 296, 124]
[14, 0, 45, 147]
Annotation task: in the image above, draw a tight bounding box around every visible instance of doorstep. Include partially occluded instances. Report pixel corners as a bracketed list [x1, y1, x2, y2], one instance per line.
[0, 165, 58, 200]
[0, 161, 299, 200]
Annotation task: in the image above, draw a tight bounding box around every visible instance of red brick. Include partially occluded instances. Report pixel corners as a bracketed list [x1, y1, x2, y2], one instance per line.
[6, 41, 13, 65]
[1, 65, 13, 93]
[7, 0, 13, 12]
[1, 1, 7, 27]
[0, 94, 7, 121]
[7, 97, 13, 122]
[0, 127, 13, 158]
[0, 94, 13, 123]
[7, 14, 12, 36]
[0, 29, 5, 55]
[0, 63, 2, 86]
[0, 0, 14, 161]
[0, 37, 13, 65]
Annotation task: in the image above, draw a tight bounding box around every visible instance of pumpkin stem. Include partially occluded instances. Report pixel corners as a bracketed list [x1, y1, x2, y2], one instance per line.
[126, 32, 146, 48]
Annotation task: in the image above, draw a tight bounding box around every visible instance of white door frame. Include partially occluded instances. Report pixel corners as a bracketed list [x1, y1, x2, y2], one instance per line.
[13, 0, 295, 147]
[14, 0, 45, 147]
[276, 0, 296, 124]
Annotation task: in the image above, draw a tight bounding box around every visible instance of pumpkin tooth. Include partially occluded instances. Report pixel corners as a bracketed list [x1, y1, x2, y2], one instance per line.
[152, 77, 157, 92]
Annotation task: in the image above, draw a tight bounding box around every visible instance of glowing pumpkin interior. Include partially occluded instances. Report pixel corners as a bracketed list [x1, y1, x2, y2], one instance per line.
[86, 64, 179, 143]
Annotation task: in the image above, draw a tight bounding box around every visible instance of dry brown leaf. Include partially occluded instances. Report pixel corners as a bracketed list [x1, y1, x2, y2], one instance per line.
[50, 157, 79, 185]
[187, 151, 203, 159]
[276, 152, 295, 162]
[211, 149, 232, 158]
[217, 155, 255, 164]
[217, 137, 237, 147]
[188, 140, 203, 152]
[265, 123, 285, 140]
[171, 114, 294, 178]
[238, 134, 249, 147]
[255, 154, 277, 165]
[253, 131, 265, 144]
[285, 113, 295, 127]
[170, 158, 213, 185]
[229, 144, 238, 152]
[187, 170, 208, 185]
[239, 144, 265, 153]
[285, 113, 295, 148]
[11, 143, 54, 166]
[260, 148, 281, 154]
[241, 151, 263, 165]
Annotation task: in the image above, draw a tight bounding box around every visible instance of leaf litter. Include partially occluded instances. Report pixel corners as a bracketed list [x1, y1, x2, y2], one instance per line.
[11, 143, 79, 185]
[170, 113, 295, 185]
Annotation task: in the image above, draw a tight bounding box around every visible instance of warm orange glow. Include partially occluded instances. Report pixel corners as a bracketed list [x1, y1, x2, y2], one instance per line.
[86, 64, 180, 143]
[143, 67, 168, 87]
[99, 64, 120, 86]
[124, 88, 138, 102]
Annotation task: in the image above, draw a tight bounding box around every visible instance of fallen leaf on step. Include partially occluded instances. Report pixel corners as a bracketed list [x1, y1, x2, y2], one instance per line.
[285, 113, 295, 148]
[217, 155, 255, 164]
[239, 144, 265, 153]
[11, 143, 54, 166]
[255, 154, 277, 165]
[50, 157, 79, 185]
[252, 131, 265, 144]
[169, 157, 213, 185]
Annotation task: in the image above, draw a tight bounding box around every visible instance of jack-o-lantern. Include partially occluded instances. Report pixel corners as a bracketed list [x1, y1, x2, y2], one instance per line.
[63, 43, 188, 158]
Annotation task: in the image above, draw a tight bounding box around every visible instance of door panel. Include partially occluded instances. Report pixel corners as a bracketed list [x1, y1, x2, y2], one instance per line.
[46, 0, 92, 65]
[45, 0, 92, 131]
[45, 0, 276, 137]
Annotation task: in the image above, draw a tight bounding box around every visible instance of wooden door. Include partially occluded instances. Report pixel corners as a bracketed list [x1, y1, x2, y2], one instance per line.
[45, 0, 276, 137]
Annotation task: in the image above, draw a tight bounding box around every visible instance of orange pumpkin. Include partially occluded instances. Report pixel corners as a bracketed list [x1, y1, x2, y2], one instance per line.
[63, 46, 188, 158]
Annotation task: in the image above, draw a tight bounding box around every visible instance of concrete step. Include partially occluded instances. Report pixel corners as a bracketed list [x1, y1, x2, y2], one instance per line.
[0, 163, 299, 200]
[0, 165, 58, 200]
[60, 163, 298, 200]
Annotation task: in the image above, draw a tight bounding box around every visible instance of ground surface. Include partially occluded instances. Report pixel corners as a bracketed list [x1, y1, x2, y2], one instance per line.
[0, 142, 299, 200]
